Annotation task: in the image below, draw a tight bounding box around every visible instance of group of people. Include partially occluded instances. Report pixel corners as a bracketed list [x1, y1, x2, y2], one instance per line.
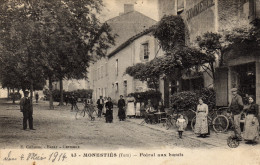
[96, 95, 127, 123]
[20, 88, 259, 144]
[193, 88, 259, 144]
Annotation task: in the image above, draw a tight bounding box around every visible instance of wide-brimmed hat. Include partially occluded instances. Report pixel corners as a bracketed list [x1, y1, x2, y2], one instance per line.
[231, 88, 237, 92]
[24, 91, 29, 94]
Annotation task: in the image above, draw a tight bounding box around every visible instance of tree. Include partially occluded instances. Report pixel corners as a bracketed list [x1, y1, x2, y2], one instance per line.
[126, 15, 214, 92]
[0, 0, 115, 109]
[196, 19, 260, 82]
[153, 15, 185, 51]
[126, 61, 160, 91]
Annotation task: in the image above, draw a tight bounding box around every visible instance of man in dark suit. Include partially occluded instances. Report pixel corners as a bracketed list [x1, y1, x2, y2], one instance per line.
[229, 88, 244, 140]
[97, 96, 104, 118]
[118, 95, 126, 121]
[20, 91, 35, 130]
[70, 93, 78, 111]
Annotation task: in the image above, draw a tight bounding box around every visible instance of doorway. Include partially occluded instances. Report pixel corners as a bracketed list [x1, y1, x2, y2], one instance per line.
[231, 62, 256, 103]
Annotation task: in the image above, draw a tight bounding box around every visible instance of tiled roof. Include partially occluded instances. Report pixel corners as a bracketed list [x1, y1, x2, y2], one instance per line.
[105, 11, 157, 55]
[107, 25, 157, 58]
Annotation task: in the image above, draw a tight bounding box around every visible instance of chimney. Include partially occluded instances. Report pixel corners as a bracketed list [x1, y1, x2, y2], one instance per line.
[124, 4, 134, 13]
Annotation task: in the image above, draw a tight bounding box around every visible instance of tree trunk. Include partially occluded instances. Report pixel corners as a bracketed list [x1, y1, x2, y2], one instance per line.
[210, 62, 215, 83]
[7, 87, 10, 99]
[59, 77, 64, 106]
[12, 88, 15, 104]
[152, 79, 158, 92]
[49, 76, 54, 110]
[30, 79, 34, 112]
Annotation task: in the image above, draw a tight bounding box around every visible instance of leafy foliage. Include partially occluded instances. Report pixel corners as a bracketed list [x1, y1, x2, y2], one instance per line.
[129, 90, 162, 107]
[196, 19, 260, 69]
[126, 47, 214, 84]
[44, 89, 93, 102]
[153, 15, 185, 52]
[0, 0, 115, 108]
[170, 88, 216, 111]
[125, 61, 160, 91]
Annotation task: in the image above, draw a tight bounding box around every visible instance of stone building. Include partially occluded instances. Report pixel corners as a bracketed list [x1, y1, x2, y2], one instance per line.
[157, 0, 260, 106]
[88, 4, 157, 101]
[106, 27, 163, 101]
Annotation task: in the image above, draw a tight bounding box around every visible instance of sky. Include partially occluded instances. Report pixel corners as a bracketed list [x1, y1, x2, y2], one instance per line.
[98, 0, 159, 22]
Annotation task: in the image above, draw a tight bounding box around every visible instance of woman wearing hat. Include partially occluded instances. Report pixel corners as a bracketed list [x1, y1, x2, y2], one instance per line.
[243, 95, 259, 143]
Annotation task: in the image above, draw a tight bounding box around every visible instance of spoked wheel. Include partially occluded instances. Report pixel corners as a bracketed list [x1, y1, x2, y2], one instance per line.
[165, 118, 172, 130]
[75, 110, 85, 119]
[213, 115, 229, 133]
[191, 116, 196, 131]
[227, 136, 240, 148]
[144, 117, 150, 124]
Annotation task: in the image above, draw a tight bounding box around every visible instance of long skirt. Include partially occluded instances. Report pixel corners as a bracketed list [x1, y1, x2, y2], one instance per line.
[118, 108, 126, 120]
[244, 114, 259, 141]
[194, 112, 208, 134]
[126, 102, 135, 116]
[135, 102, 141, 117]
[105, 110, 113, 123]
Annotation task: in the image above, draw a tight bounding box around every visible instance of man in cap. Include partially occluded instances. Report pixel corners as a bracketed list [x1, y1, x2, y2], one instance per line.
[229, 88, 243, 140]
[20, 91, 35, 130]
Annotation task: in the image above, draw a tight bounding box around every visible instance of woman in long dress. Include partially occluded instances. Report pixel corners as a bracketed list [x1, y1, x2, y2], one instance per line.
[135, 95, 141, 117]
[194, 98, 209, 138]
[126, 95, 135, 118]
[118, 95, 126, 121]
[243, 95, 259, 143]
[105, 97, 113, 123]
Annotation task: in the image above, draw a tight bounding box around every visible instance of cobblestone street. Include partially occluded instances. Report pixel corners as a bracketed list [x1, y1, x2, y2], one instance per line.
[1, 99, 257, 150]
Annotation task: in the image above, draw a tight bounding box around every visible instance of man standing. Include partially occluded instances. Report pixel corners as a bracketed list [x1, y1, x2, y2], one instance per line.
[20, 91, 35, 130]
[229, 88, 244, 140]
[118, 95, 126, 121]
[70, 93, 77, 111]
[35, 92, 39, 103]
[97, 96, 104, 118]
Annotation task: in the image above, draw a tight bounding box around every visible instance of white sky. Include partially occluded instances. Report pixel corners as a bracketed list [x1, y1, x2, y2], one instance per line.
[98, 0, 159, 22]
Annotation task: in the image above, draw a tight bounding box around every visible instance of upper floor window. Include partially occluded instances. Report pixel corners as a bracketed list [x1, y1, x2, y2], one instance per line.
[105, 62, 108, 76]
[116, 59, 119, 76]
[115, 82, 119, 92]
[101, 65, 104, 78]
[98, 67, 101, 80]
[142, 43, 149, 60]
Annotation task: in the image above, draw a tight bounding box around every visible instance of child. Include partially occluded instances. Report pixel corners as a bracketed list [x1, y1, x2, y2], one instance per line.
[176, 114, 187, 139]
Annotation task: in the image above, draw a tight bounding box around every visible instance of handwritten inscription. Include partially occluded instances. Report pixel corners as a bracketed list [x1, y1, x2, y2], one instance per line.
[2, 151, 67, 163]
[3, 151, 17, 161]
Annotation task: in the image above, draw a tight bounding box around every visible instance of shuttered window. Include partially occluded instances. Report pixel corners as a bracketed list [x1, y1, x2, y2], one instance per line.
[215, 67, 228, 106]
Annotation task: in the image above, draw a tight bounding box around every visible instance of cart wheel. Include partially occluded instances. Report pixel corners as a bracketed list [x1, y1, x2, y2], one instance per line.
[191, 116, 196, 131]
[213, 115, 229, 133]
[227, 136, 239, 148]
[165, 118, 172, 130]
[144, 117, 149, 124]
[75, 111, 80, 119]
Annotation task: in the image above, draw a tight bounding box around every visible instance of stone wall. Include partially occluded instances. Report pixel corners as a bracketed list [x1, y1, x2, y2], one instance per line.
[158, 0, 177, 19]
